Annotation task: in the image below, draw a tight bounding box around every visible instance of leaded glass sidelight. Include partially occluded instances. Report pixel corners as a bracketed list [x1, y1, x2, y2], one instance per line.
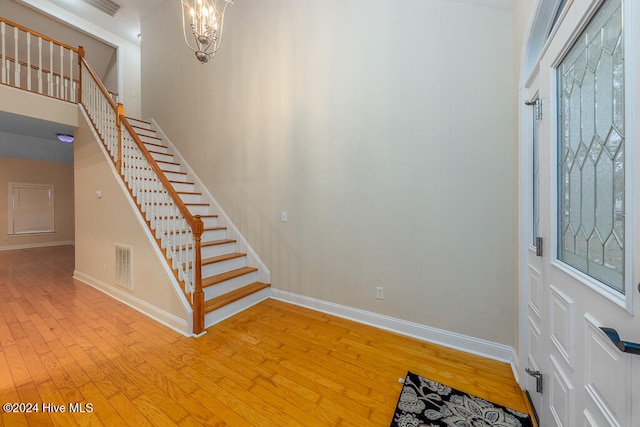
[558, 0, 624, 293]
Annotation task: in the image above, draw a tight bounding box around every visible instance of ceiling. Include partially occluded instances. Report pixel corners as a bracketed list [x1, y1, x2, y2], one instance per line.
[0, 110, 75, 163]
[0, 111, 74, 141]
[20, 0, 166, 45]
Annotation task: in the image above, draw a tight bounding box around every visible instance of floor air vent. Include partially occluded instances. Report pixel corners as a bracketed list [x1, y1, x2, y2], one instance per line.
[84, 0, 122, 17]
[115, 244, 133, 291]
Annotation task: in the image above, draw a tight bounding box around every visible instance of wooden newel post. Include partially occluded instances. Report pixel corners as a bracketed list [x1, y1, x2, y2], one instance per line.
[116, 103, 125, 174]
[193, 215, 205, 335]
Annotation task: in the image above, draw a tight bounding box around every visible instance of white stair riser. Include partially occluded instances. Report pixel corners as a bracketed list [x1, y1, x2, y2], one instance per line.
[138, 132, 163, 142]
[186, 204, 209, 215]
[201, 241, 236, 259]
[202, 228, 226, 241]
[204, 287, 270, 329]
[158, 162, 181, 172]
[132, 127, 157, 138]
[127, 119, 151, 130]
[127, 117, 151, 130]
[203, 271, 258, 300]
[179, 193, 202, 204]
[200, 216, 219, 228]
[165, 171, 188, 182]
[150, 152, 174, 163]
[171, 182, 195, 192]
[143, 142, 168, 153]
[202, 256, 247, 278]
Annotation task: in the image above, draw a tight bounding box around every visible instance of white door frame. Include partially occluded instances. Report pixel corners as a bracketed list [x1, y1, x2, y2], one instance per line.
[519, 0, 640, 423]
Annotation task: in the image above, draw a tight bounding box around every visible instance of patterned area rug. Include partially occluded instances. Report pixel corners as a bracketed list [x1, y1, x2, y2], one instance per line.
[391, 371, 534, 427]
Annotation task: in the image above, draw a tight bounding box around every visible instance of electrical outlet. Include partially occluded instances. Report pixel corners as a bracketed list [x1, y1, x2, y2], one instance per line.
[376, 287, 384, 300]
[281, 211, 288, 222]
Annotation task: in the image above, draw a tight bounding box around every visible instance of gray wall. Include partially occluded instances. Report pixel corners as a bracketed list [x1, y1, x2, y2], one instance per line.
[141, 0, 519, 345]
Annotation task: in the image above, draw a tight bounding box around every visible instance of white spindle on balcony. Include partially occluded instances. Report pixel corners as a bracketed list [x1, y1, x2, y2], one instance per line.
[0, 18, 80, 102]
[1, 22, 5, 84]
[37, 36, 42, 93]
[13, 27, 19, 86]
[26, 32, 31, 91]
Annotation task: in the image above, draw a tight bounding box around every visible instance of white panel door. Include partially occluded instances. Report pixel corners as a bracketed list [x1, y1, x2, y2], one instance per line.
[523, 0, 640, 425]
[523, 74, 545, 418]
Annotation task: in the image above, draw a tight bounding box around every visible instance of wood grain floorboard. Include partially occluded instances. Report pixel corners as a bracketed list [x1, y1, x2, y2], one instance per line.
[0, 245, 534, 426]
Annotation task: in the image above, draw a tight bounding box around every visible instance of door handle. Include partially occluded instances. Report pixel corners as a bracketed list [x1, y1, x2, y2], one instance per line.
[599, 327, 640, 355]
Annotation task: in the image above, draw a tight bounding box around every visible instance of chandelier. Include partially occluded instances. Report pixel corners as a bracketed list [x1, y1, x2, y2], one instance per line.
[181, 0, 233, 63]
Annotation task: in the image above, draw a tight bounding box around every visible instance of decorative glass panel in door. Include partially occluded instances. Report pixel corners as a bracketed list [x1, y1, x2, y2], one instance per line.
[557, 0, 624, 292]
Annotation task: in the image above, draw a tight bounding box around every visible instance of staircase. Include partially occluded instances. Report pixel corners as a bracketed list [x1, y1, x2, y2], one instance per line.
[0, 16, 270, 335]
[126, 117, 270, 331]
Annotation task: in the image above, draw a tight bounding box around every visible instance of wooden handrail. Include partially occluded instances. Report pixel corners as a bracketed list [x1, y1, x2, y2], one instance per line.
[0, 17, 79, 53]
[0, 54, 80, 84]
[80, 57, 118, 111]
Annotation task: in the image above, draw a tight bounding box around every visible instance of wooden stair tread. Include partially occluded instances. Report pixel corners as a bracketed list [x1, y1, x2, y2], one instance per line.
[173, 238, 234, 251]
[202, 266, 258, 288]
[148, 149, 172, 155]
[131, 125, 155, 133]
[202, 252, 246, 265]
[203, 282, 270, 314]
[142, 139, 165, 147]
[169, 179, 195, 185]
[202, 239, 235, 248]
[126, 117, 151, 124]
[157, 160, 181, 166]
[138, 133, 162, 140]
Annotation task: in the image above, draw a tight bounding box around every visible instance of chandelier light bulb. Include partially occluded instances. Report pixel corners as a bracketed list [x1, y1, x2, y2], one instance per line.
[181, 0, 233, 63]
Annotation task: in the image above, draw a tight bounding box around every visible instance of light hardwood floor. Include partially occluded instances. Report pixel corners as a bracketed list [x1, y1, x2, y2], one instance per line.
[0, 245, 533, 426]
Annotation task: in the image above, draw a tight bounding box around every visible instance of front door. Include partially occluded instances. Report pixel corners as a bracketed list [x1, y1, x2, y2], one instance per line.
[523, 0, 640, 425]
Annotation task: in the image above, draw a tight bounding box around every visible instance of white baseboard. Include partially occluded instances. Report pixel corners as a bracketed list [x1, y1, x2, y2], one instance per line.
[0, 241, 75, 251]
[73, 270, 191, 337]
[270, 289, 517, 366]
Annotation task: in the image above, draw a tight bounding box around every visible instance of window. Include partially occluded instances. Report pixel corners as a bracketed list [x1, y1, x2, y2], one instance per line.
[8, 182, 55, 235]
[557, 0, 624, 292]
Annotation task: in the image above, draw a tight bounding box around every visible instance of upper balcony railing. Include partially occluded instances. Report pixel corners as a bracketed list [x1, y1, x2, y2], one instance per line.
[0, 17, 80, 102]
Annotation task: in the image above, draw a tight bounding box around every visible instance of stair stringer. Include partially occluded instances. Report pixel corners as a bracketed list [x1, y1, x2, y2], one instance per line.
[149, 119, 271, 285]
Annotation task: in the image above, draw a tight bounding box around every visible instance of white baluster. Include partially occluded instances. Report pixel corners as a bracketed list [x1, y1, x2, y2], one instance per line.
[1, 22, 5, 84]
[48, 41, 53, 95]
[26, 32, 31, 91]
[68, 47, 73, 101]
[37, 37, 42, 93]
[13, 27, 19, 88]
[59, 44, 63, 99]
